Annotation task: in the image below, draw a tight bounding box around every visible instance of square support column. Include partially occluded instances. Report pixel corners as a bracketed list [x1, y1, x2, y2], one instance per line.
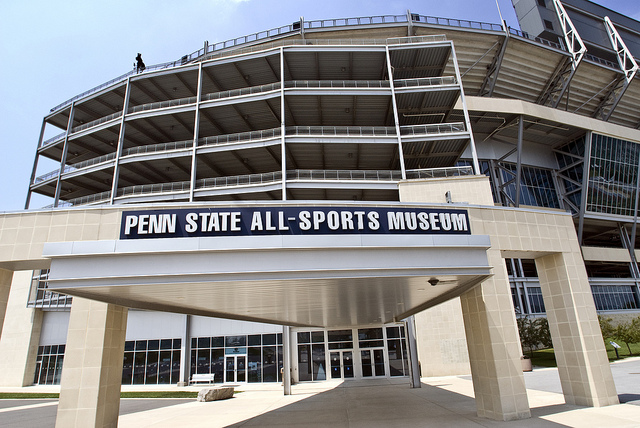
[0, 270, 43, 387]
[460, 249, 530, 421]
[535, 252, 618, 406]
[0, 268, 14, 338]
[56, 298, 128, 428]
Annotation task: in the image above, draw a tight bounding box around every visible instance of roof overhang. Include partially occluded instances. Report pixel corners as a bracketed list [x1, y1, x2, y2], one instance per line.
[44, 233, 492, 327]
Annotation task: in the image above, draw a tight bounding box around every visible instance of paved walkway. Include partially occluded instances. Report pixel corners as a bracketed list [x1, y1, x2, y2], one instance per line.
[1, 358, 639, 427]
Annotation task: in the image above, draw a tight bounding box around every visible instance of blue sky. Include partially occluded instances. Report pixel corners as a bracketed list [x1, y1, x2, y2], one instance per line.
[0, 0, 637, 211]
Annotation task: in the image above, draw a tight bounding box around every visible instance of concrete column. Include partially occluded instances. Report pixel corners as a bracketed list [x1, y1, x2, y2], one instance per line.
[460, 249, 530, 421]
[0, 270, 43, 387]
[283, 325, 291, 395]
[178, 314, 191, 386]
[535, 251, 618, 406]
[56, 298, 128, 428]
[0, 268, 13, 338]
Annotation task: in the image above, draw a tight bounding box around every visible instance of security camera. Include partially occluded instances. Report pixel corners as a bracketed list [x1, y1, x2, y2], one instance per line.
[428, 278, 439, 286]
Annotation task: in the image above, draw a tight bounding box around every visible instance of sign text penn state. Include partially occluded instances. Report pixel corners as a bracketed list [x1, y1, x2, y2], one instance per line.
[120, 207, 471, 239]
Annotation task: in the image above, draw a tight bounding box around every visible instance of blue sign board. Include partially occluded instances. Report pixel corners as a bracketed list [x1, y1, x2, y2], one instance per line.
[120, 207, 471, 239]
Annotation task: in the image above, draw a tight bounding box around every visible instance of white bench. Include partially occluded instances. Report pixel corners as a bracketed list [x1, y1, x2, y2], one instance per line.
[190, 373, 215, 384]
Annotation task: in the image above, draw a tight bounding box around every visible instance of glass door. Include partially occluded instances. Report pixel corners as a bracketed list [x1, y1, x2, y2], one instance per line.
[361, 348, 385, 377]
[330, 350, 354, 379]
[225, 355, 246, 383]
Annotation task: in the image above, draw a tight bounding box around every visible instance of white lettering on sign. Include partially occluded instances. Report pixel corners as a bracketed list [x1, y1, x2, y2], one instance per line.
[121, 208, 470, 238]
[123, 214, 176, 235]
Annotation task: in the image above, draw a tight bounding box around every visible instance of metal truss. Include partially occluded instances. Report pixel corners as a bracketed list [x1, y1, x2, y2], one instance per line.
[592, 17, 639, 121]
[537, 0, 586, 108]
[552, 146, 584, 214]
[478, 21, 509, 97]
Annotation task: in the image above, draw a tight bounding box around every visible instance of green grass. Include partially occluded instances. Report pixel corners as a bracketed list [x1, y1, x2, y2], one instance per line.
[0, 393, 60, 399]
[529, 348, 558, 367]
[527, 342, 640, 368]
[603, 341, 640, 361]
[0, 390, 242, 399]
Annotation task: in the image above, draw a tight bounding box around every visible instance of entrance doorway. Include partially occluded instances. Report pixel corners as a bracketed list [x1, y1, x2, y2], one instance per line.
[225, 355, 246, 383]
[361, 348, 385, 377]
[330, 350, 354, 379]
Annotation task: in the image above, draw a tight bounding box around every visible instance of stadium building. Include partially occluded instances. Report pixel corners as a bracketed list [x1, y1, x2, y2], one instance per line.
[0, 0, 639, 425]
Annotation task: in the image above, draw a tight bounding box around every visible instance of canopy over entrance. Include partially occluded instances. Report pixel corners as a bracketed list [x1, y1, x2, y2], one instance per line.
[44, 234, 491, 327]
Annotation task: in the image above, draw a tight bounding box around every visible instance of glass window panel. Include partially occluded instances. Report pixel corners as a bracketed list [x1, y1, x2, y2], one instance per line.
[135, 340, 147, 351]
[298, 344, 312, 381]
[312, 344, 326, 381]
[297, 332, 310, 344]
[160, 339, 172, 350]
[198, 337, 210, 349]
[148, 340, 160, 351]
[146, 351, 159, 384]
[263, 334, 276, 345]
[386, 327, 400, 338]
[211, 349, 224, 384]
[197, 349, 210, 374]
[263, 346, 277, 382]
[133, 352, 146, 384]
[225, 335, 246, 347]
[158, 351, 172, 384]
[173, 338, 182, 349]
[122, 352, 134, 385]
[311, 332, 324, 343]
[248, 335, 261, 346]
[211, 337, 224, 348]
[171, 350, 181, 384]
[248, 347, 262, 382]
[328, 330, 352, 342]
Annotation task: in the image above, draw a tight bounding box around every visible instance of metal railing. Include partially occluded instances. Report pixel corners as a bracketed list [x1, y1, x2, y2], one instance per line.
[286, 126, 396, 137]
[285, 80, 390, 89]
[40, 132, 66, 149]
[128, 96, 197, 114]
[71, 111, 122, 133]
[33, 169, 60, 184]
[508, 28, 563, 50]
[52, 5, 609, 116]
[201, 82, 281, 102]
[411, 14, 503, 32]
[400, 123, 466, 135]
[288, 169, 403, 181]
[64, 153, 116, 173]
[585, 53, 618, 69]
[405, 165, 473, 179]
[117, 181, 191, 198]
[55, 191, 112, 208]
[196, 172, 282, 189]
[42, 166, 475, 207]
[199, 128, 281, 147]
[124, 140, 193, 156]
[394, 76, 457, 87]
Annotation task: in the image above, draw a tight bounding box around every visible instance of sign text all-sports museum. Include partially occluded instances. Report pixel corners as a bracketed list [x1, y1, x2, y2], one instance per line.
[120, 207, 471, 239]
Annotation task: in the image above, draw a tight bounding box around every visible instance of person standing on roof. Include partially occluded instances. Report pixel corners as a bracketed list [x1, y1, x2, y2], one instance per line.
[135, 53, 146, 73]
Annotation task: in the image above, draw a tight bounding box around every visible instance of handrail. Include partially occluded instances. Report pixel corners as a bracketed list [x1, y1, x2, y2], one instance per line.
[400, 123, 466, 135]
[128, 96, 197, 114]
[285, 80, 390, 89]
[117, 181, 191, 198]
[71, 111, 122, 133]
[405, 165, 473, 178]
[40, 132, 66, 149]
[199, 128, 281, 147]
[55, 191, 112, 208]
[45, 166, 474, 207]
[201, 82, 281, 102]
[286, 126, 396, 136]
[65, 153, 116, 173]
[123, 140, 193, 156]
[196, 172, 282, 190]
[394, 76, 457, 87]
[49, 7, 604, 116]
[288, 169, 403, 181]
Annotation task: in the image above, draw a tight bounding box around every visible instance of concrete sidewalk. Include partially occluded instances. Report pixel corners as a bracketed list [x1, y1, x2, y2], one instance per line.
[1, 358, 639, 427]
